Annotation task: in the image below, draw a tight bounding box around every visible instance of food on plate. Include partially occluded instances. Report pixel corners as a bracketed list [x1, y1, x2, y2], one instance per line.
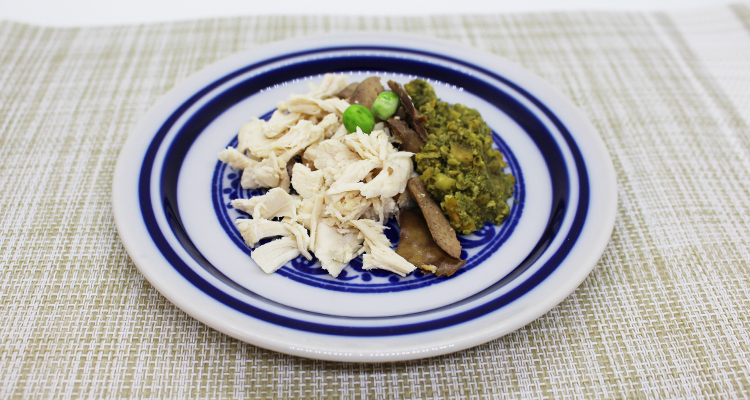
[219, 74, 416, 277]
[386, 117, 424, 154]
[406, 178, 461, 259]
[335, 82, 359, 100]
[347, 76, 385, 115]
[218, 73, 513, 278]
[387, 80, 428, 141]
[372, 91, 400, 120]
[405, 79, 515, 234]
[395, 207, 466, 277]
[342, 104, 375, 134]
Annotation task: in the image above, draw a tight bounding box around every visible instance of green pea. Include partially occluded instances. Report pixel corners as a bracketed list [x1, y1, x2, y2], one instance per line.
[372, 91, 400, 120]
[342, 104, 375, 134]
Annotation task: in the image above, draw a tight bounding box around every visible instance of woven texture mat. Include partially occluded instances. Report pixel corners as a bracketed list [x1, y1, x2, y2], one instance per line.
[2, 3, 750, 399]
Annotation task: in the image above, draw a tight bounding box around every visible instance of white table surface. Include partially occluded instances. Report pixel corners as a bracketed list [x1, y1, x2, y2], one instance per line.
[0, 0, 732, 27]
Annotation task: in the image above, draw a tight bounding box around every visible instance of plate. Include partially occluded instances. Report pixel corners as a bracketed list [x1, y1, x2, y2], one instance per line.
[112, 33, 617, 361]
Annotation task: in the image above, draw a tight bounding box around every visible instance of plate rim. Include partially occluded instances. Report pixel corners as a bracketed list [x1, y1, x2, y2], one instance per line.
[112, 32, 617, 361]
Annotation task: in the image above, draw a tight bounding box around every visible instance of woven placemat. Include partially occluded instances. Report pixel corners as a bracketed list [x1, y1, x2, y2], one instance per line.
[1, 4, 749, 398]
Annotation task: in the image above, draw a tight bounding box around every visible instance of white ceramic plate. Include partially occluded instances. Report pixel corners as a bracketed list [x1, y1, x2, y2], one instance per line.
[112, 33, 617, 362]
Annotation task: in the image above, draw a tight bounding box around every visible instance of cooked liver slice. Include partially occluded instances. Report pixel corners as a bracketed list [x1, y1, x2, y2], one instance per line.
[335, 82, 359, 99]
[387, 80, 428, 142]
[387, 117, 425, 153]
[348, 77, 384, 112]
[407, 178, 462, 259]
[395, 207, 466, 277]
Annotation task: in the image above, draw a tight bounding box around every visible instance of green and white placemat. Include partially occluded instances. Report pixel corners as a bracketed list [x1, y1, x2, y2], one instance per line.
[1, 3, 749, 398]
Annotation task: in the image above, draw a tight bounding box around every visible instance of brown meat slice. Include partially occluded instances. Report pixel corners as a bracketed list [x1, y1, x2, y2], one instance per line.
[387, 117, 425, 153]
[348, 77, 384, 112]
[335, 82, 359, 100]
[407, 178, 462, 259]
[395, 207, 466, 277]
[394, 105, 407, 120]
[387, 80, 428, 142]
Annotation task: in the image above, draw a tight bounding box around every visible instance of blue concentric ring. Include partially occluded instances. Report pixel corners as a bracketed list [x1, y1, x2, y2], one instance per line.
[138, 46, 587, 336]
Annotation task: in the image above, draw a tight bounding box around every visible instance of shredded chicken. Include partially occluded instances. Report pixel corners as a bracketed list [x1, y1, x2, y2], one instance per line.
[350, 219, 416, 277]
[360, 153, 413, 199]
[235, 218, 312, 260]
[306, 73, 349, 99]
[218, 147, 254, 170]
[290, 163, 324, 199]
[263, 110, 302, 138]
[235, 219, 290, 247]
[313, 222, 363, 277]
[231, 187, 296, 220]
[251, 236, 301, 274]
[219, 74, 415, 277]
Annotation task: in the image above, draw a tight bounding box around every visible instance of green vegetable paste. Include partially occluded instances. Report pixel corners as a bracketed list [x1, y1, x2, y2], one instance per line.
[405, 79, 515, 234]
